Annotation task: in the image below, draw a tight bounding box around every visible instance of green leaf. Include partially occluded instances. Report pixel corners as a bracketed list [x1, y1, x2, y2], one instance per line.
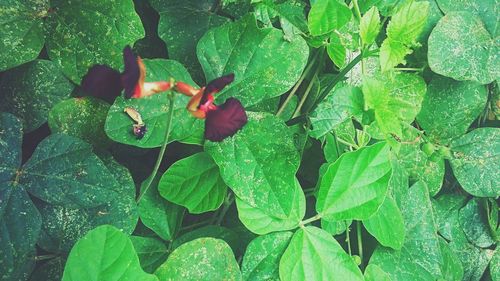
[449, 128, 500, 197]
[428, 12, 497, 84]
[48, 97, 112, 148]
[0, 113, 22, 183]
[205, 112, 300, 218]
[172, 225, 241, 256]
[236, 179, 305, 235]
[363, 196, 405, 250]
[438, 238, 464, 281]
[36, 156, 138, 253]
[307, 0, 352, 36]
[0, 60, 73, 132]
[44, 0, 145, 83]
[154, 238, 242, 281]
[150, 0, 229, 82]
[458, 198, 495, 248]
[416, 75, 488, 143]
[130, 236, 169, 274]
[309, 85, 364, 139]
[491, 249, 500, 281]
[327, 33, 346, 68]
[316, 142, 391, 221]
[362, 72, 427, 137]
[0, 184, 41, 281]
[241, 231, 293, 281]
[432, 193, 468, 241]
[105, 59, 202, 148]
[379, 0, 429, 71]
[279, 226, 364, 281]
[138, 179, 184, 241]
[364, 264, 391, 281]
[30, 257, 64, 281]
[197, 14, 309, 107]
[253, 0, 308, 40]
[62, 225, 158, 281]
[360, 6, 381, 46]
[21, 134, 120, 208]
[321, 218, 351, 236]
[159, 152, 227, 214]
[369, 181, 443, 280]
[0, 0, 46, 71]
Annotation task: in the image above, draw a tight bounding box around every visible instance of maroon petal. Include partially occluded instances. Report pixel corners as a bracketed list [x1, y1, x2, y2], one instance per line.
[81, 65, 122, 103]
[201, 73, 235, 104]
[205, 98, 247, 142]
[121, 45, 141, 98]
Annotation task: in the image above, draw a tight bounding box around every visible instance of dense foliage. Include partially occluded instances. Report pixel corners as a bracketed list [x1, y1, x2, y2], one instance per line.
[0, 0, 498, 280]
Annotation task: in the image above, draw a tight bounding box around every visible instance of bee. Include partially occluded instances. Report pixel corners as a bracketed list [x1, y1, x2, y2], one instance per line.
[124, 107, 147, 139]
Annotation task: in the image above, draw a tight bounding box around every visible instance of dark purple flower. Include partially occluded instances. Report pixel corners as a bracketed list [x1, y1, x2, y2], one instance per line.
[80, 65, 122, 103]
[204, 98, 248, 142]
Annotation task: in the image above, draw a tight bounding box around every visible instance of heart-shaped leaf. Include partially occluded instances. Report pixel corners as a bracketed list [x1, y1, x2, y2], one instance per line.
[363, 196, 405, 250]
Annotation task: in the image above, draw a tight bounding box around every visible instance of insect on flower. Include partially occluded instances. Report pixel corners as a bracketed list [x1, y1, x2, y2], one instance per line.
[124, 107, 147, 139]
[175, 74, 248, 142]
[81, 46, 173, 103]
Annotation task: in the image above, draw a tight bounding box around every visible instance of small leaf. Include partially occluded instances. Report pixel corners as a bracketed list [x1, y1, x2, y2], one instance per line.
[130, 236, 169, 274]
[154, 238, 242, 281]
[241, 231, 293, 281]
[307, 0, 352, 36]
[0, 60, 73, 132]
[197, 14, 309, 107]
[363, 196, 405, 250]
[321, 218, 352, 236]
[279, 226, 364, 281]
[360, 6, 381, 46]
[158, 152, 227, 214]
[316, 142, 391, 221]
[62, 225, 158, 281]
[450, 128, 500, 197]
[327, 33, 346, 68]
[458, 198, 495, 248]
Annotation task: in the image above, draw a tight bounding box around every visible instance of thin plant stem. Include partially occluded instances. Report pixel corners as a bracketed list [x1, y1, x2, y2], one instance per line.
[137, 93, 176, 203]
[276, 49, 322, 116]
[292, 66, 321, 118]
[299, 214, 322, 227]
[357, 221, 364, 268]
[346, 224, 352, 256]
[216, 192, 235, 225]
[352, 0, 362, 22]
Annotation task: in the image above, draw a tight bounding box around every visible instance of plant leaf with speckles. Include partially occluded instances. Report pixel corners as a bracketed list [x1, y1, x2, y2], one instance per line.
[197, 14, 309, 107]
[150, 0, 229, 83]
[428, 12, 498, 84]
[363, 196, 405, 250]
[35, 156, 138, 253]
[171, 225, 241, 255]
[130, 236, 169, 274]
[0, 113, 22, 184]
[21, 134, 121, 208]
[158, 152, 227, 214]
[44, 0, 145, 83]
[279, 226, 364, 281]
[438, 238, 464, 280]
[205, 112, 301, 219]
[105, 59, 203, 148]
[458, 198, 495, 248]
[0, 60, 73, 132]
[241, 231, 293, 281]
[0, 0, 47, 71]
[316, 142, 392, 221]
[369, 181, 444, 280]
[62, 225, 158, 281]
[307, 0, 352, 36]
[416, 75, 488, 144]
[154, 238, 242, 281]
[449, 127, 500, 197]
[48, 97, 112, 149]
[491, 250, 500, 281]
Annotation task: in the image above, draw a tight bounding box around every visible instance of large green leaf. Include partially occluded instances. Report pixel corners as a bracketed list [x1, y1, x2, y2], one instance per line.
[105, 59, 202, 148]
[154, 238, 242, 281]
[205, 112, 300, 218]
[436, 0, 499, 36]
[36, 156, 138, 253]
[0, 113, 22, 184]
[379, 0, 429, 71]
[428, 12, 497, 84]
[279, 226, 364, 281]
[241, 231, 293, 281]
[458, 198, 495, 248]
[0, 0, 46, 71]
[449, 128, 500, 197]
[316, 142, 392, 221]
[171, 225, 241, 255]
[197, 14, 309, 107]
[416, 75, 488, 143]
[158, 152, 227, 214]
[21, 134, 120, 208]
[0, 184, 41, 281]
[362, 72, 427, 137]
[44, 0, 144, 83]
[62, 225, 158, 281]
[307, 0, 352, 36]
[130, 236, 169, 274]
[369, 182, 444, 280]
[0, 60, 73, 132]
[438, 238, 464, 281]
[363, 196, 405, 250]
[48, 97, 112, 148]
[150, 0, 229, 82]
[309, 85, 364, 139]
